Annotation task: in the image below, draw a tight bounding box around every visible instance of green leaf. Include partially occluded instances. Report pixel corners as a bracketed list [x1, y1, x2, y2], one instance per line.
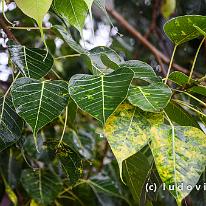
[150, 125, 206, 205]
[21, 169, 63, 205]
[123, 152, 151, 204]
[0, 97, 23, 151]
[54, 25, 88, 54]
[83, 0, 94, 11]
[164, 100, 200, 128]
[86, 175, 130, 204]
[56, 143, 83, 185]
[11, 78, 69, 145]
[190, 86, 206, 96]
[104, 103, 163, 177]
[128, 83, 172, 113]
[164, 15, 206, 45]
[8, 42, 53, 79]
[69, 67, 134, 125]
[168, 71, 190, 86]
[161, 0, 176, 19]
[86, 46, 123, 75]
[15, 0, 52, 40]
[53, 0, 88, 33]
[120, 60, 160, 83]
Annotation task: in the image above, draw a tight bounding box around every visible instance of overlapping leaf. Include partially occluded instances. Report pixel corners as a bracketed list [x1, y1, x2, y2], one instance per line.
[11, 78, 69, 143]
[21, 169, 63, 205]
[128, 83, 172, 113]
[69, 68, 134, 124]
[168, 71, 190, 86]
[120, 60, 160, 83]
[150, 124, 206, 205]
[53, 0, 88, 33]
[123, 152, 151, 204]
[104, 103, 163, 175]
[0, 97, 23, 151]
[8, 42, 53, 79]
[164, 15, 206, 45]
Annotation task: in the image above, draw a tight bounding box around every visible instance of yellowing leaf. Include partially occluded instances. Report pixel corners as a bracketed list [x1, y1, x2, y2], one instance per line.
[104, 103, 163, 178]
[150, 125, 206, 206]
[161, 0, 176, 19]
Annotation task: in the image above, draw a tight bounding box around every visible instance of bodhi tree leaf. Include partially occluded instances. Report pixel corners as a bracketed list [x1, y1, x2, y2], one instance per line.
[104, 103, 163, 177]
[56, 143, 83, 185]
[0, 97, 23, 151]
[123, 152, 151, 205]
[15, 0, 52, 40]
[8, 42, 53, 79]
[128, 83, 172, 113]
[168, 71, 190, 86]
[150, 125, 206, 205]
[161, 0, 176, 19]
[21, 169, 63, 205]
[119, 60, 161, 83]
[11, 78, 69, 147]
[164, 15, 206, 45]
[69, 68, 134, 125]
[190, 86, 206, 96]
[53, 0, 88, 33]
[164, 100, 200, 128]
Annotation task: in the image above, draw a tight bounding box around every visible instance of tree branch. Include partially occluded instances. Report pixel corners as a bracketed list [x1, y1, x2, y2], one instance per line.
[106, 7, 201, 77]
[0, 14, 18, 42]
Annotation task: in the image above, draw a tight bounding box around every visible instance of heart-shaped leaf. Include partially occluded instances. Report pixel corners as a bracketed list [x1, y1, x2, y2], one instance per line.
[8, 42, 53, 79]
[0, 97, 23, 151]
[104, 103, 163, 177]
[164, 15, 206, 45]
[21, 169, 63, 205]
[53, 0, 88, 33]
[120, 60, 161, 83]
[150, 125, 206, 205]
[128, 83, 172, 113]
[11, 78, 69, 145]
[168, 71, 190, 86]
[69, 68, 134, 125]
[15, 0, 52, 39]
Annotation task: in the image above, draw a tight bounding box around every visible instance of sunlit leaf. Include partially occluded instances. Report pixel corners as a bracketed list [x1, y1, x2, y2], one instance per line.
[8, 42, 53, 79]
[164, 15, 206, 45]
[21, 169, 63, 205]
[11, 78, 69, 146]
[104, 103, 163, 176]
[0, 97, 23, 151]
[120, 60, 160, 83]
[161, 0, 176, 19]
[69, 68, 134, 125]
[150, 124, 206, 205]
[128, 83, 172, 112]
[53, 0, 88, 33]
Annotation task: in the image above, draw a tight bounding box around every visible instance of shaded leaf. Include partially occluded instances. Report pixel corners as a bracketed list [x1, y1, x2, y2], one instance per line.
[123, 152, 151, 204]
[8, 42, 53, 79]
[69, 68, 134, 125]
[164, 15, 206, 45]
[190, 85, 206, 96]
[104, 103, 163, 176]
[56, 143, 83, 185]
[128, 83, 172, 113]
[53, 0, 88, 33]
[11, 78, 69, 144]
[0, 97, 23, 151]
[164, 100, 200, 128]
[21, 169, 63, 205]
[150, 125, 206, 205]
